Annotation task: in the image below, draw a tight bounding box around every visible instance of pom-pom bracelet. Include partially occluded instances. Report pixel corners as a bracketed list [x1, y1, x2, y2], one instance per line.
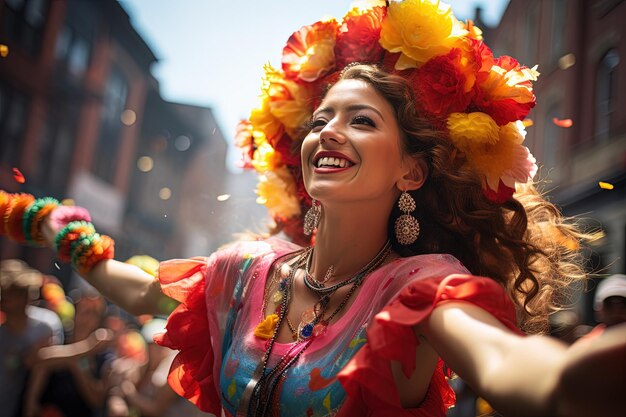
[3, 193, 35, 243]
[70, 232, 115, 275]
[22, 197, 59, 246]
[55, 221, 96, 263]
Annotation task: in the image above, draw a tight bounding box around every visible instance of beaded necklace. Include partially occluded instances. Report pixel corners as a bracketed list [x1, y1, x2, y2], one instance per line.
[244, 242, 391, 416]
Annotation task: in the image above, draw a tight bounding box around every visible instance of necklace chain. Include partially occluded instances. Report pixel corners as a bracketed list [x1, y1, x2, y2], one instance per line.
[248, 241, 392, 416]
[303, 240, 392, 294]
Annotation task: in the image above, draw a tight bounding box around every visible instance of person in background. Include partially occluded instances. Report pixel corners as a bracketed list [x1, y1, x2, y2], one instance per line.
[594, 273, 626, 328]
[0, 260, 62, 417]
[108, 318, 213, 417]
[23, 292, 115, 417]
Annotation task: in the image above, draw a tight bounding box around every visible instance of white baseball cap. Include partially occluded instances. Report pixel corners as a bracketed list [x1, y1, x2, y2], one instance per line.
[594, 274, 626, 311]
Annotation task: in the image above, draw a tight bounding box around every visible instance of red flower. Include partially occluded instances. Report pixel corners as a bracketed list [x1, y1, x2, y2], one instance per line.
[413, 48, 473, 119]
[482, 179, 515, 204]
[335, 7, 386, 69]
[271, 132, 301, 166]
[469, 39, 494, 84]
[473, 90, 535, 126]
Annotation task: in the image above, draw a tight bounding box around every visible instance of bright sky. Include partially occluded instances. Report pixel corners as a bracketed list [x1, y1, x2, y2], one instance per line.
[117, 0, 510, 170]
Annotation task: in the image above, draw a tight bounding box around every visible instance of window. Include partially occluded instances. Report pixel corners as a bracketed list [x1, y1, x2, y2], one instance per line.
[549, 0, 566, 67]
[542, 104, 563, 172]
[92, 67, 128, 183]
[35, 116, 75, 193]
[522, 2, 539, 64]
[1, 0, 50, 55]
[595, 49, 619, 140]
[0, 83, 30, 167]
[54, 25, 91, 79]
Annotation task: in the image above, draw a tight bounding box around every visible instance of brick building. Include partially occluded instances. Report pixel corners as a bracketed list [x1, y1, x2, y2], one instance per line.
[0, 0, 229, 284]
[488, 0, 626, 322]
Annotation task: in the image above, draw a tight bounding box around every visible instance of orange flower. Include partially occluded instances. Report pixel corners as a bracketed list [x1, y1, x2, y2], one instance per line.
[379, 0, 467, 69]
[282, 20, 339, 82]
[254, 314, 279, 339]
[335, 6, 386, 68]
[474, 56, 539, 125]
[251, 65, 313, 141]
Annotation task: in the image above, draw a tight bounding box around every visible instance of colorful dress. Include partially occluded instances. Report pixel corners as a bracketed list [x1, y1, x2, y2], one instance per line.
[155, 238, 521, 416]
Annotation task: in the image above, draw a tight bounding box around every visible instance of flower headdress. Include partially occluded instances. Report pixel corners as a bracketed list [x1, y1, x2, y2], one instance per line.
[237, 0, 539, 245]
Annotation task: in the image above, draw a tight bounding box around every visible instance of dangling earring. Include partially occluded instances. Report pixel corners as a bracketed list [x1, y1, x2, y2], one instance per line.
[394, 191, 420, 245]
[304, 199, 321, 235]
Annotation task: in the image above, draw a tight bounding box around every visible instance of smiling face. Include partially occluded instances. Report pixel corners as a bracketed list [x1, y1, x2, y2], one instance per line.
[301, 79, 411, 206]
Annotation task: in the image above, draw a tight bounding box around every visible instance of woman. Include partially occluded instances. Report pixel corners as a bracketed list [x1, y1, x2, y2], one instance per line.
[1, 1, 624, 416]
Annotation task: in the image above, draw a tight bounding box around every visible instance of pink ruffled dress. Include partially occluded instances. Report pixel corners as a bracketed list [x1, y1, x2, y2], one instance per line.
[155, 238, 521, 416]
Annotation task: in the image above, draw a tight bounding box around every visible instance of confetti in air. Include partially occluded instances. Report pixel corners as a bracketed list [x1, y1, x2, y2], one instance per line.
[599, 182, 614, 190]
[552, 117, 573, 128]
[522, 119, 533, 127]
[54, 262, 61, 270]
[0, 44, 8, 57]
[217, 194, 231, 202]
[12, 167, 25, 183]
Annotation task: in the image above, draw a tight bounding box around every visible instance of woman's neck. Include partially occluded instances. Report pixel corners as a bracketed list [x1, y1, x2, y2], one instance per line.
[311, 200, 392, 282]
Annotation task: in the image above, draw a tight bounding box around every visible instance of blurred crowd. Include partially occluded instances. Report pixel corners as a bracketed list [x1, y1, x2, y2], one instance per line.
[0, 259, 213, 417]
[2, 258, 625, 417]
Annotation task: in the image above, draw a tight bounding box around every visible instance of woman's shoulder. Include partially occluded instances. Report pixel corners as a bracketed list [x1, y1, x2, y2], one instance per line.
[384, 252, 470, 282]
[214, 235, 302, 262]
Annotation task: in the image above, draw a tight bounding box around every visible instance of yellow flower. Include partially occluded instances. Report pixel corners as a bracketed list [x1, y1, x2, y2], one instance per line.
[250, 97, 284, 143]
[256, 166, 302, 219]
[252, 142, 282, 173]
[460, 121, 537, 192]
[462, 19, 483, 41]
[380, 0, 467, 69]
[447, 112, 499, 153]
[254, 313, 279, 339]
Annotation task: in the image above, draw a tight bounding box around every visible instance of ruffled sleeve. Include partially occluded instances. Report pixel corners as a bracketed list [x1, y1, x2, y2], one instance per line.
[154, 256, 218, 413]
[152, 239, 293, 415]
[337, 274, 522, 417]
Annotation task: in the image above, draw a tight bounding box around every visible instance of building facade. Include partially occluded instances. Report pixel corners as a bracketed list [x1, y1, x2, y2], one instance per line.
[488, 0, 626, 322]
[0, 0, 229, 284]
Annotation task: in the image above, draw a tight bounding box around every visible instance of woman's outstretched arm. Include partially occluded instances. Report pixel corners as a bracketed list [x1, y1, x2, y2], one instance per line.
[42, 208, 165, 315]
[420, 301, 625, 417]
[81, 259, 163, 315]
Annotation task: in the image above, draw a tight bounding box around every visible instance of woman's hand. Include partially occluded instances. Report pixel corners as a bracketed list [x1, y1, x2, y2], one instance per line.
[41, 205, 91, 247]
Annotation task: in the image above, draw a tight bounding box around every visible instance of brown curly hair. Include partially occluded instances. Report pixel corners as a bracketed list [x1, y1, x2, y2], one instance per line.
[334, 64, 588, 333]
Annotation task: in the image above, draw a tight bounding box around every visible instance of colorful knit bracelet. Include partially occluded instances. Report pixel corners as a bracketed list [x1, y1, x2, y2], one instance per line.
[0, 190, 11, 235]
[3, 193, 35, 243]
[70, 232, 115, 275]
[55, 221, 96, 263]
[22, 197, 59, 246]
